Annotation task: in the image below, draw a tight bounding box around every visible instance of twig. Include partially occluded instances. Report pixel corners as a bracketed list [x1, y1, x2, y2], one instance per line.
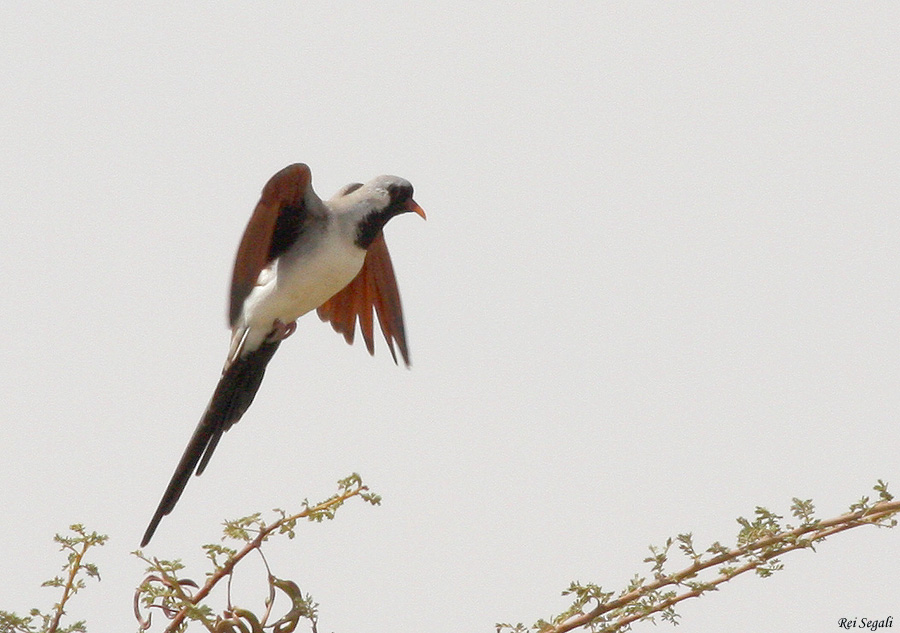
[160, 481, 368, 632]
[546, 499, 900, 633]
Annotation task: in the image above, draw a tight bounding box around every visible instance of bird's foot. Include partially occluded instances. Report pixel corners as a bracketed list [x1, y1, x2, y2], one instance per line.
[266, 319, 297, 343]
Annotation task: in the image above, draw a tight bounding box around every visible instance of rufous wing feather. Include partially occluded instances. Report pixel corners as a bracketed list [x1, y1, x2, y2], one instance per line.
[229, 164, 311, 326]
[317, 232, 411, 366]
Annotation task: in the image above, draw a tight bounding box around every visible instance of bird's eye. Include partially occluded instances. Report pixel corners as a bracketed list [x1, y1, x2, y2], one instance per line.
[387, 182, 413, 203]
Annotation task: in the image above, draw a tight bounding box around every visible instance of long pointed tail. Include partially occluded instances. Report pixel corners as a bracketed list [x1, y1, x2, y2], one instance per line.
[141, 340, 281, 547]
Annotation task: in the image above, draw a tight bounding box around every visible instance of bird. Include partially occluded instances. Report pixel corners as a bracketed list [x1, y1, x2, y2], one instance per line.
[141, 163, 425, 547]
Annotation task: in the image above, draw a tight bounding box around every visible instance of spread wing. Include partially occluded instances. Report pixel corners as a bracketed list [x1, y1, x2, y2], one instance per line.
[229, 163, 312, 326]
[316, 232, 411, 366]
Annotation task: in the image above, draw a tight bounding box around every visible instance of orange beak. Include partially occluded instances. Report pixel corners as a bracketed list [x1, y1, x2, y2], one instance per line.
[404, 198, 427, 220]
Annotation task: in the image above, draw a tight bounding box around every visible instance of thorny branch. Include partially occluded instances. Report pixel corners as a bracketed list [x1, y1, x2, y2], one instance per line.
[134, 474, 374, 632]
[540, 496, 900, 633]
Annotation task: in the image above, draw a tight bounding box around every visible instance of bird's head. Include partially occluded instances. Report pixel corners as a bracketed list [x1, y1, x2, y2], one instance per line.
[335, 175, 426, 249]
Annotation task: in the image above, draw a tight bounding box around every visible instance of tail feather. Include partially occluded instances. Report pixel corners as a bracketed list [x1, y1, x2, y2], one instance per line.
[141, 340, 281, 547]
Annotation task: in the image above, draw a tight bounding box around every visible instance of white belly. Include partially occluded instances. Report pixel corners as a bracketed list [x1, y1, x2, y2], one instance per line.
[232, 229, 366, 358]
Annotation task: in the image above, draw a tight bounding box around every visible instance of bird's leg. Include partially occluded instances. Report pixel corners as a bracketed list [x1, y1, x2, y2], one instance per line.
[266, 319, 297, 343]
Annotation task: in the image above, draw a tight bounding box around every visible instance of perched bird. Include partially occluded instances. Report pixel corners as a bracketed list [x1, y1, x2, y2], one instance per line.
[141, 163, 425, 546]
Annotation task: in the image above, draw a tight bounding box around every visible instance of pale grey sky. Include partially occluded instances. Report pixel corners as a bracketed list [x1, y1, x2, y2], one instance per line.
[1, 3, 898, 632]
